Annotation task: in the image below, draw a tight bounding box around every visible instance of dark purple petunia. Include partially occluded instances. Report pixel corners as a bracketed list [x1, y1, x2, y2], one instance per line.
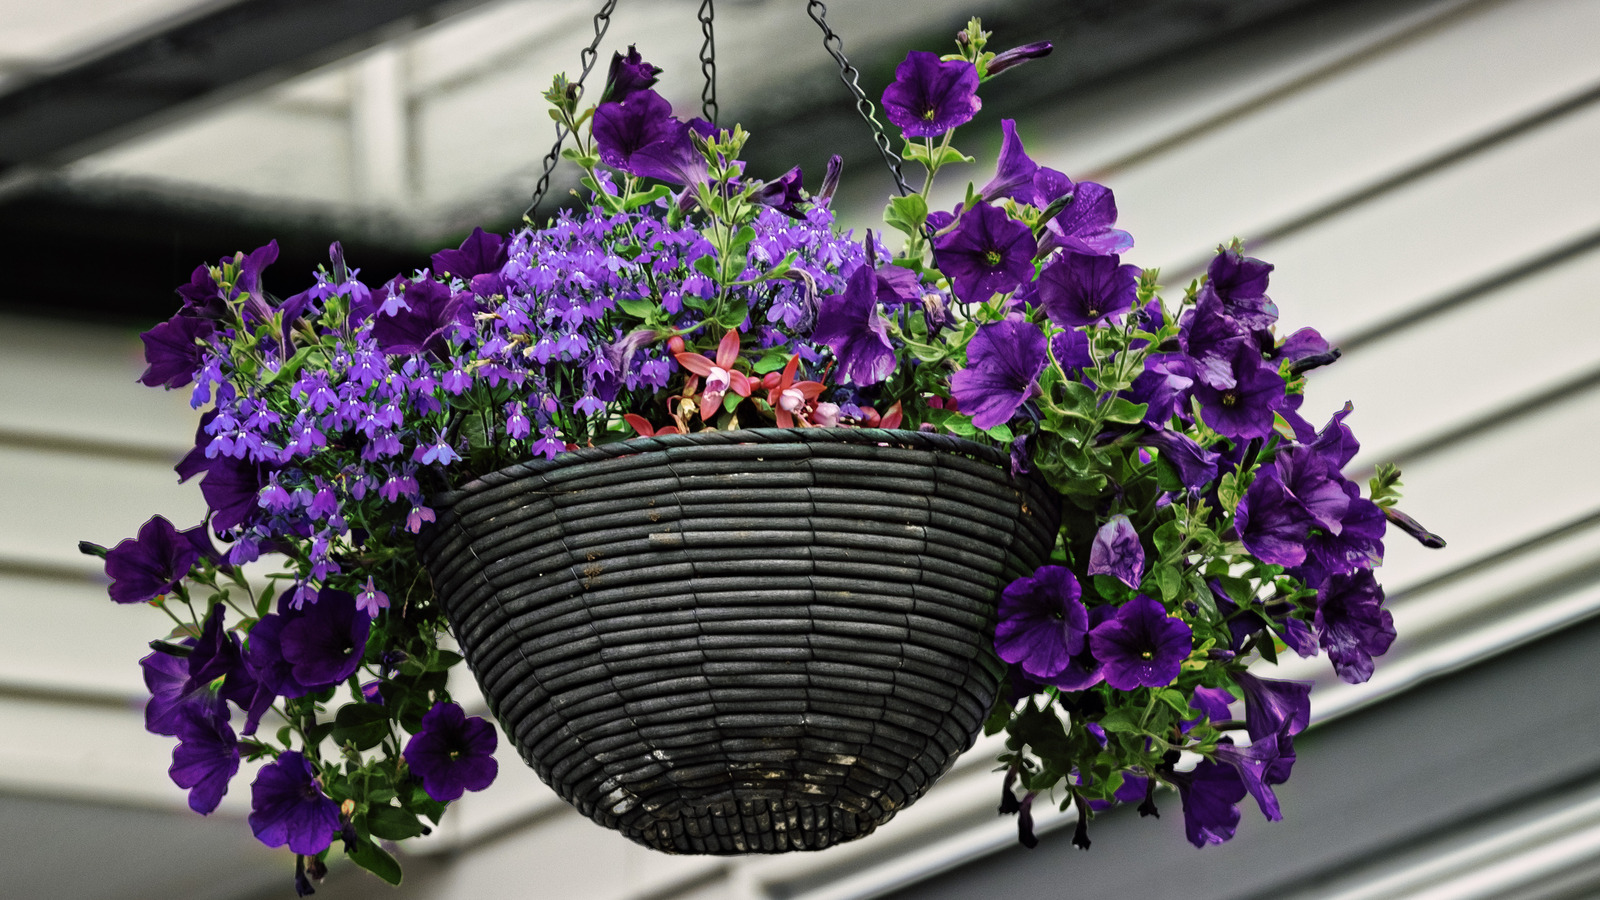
[811, 263, 896, 386]
[1212, 730, 1296, 821]
[994, 566, 1090, 681]
[170, 705, 240, 814]
[1137, 429, 1220, 491]
[881, 51, 981, 138]
[175, 410, 219, 484]
[1295, 486, 1387, 585]
[1172, 760, 1248, 847]
[183, 604, 248, 699]
[592, 90, 707, 187]
[600, 44, 662, 103]
[985, 40, 1053, 77]
[753, 166, 806, 219]
[932, 201, 1037, 304]
[1235, 671, 1311, 743]
[1124, 353, 1196, 430]
[1180, 290, 1253, 389]
[372, 277, 475, 357]
[431, 227, 507, 282]
[1049, 327, 1093, 375]
[950, 316, 1047, 429]
[138, 315, 214, 389]
[278, 588, 372, 689]
[1039, 181, 1132, 257]
[1235, 466, 1315, 568]
[404, 701, 499, 802]
[1201, 248, 1278, 333]
[979, 119, 1039, 204]
[141, 641, 225, 736]
[1315, 568, 1395, 683]
[249, 750, 342, 855]
[200, 456, 272, 534]
[1190, 345, 1285, 440]
[1088, 515, 1145, 589]
[1023, 251, 1141, 328]
[1190, 686, 1236, 724]
[1088, 595, 1192, 690]
[105, 516, 205, 604]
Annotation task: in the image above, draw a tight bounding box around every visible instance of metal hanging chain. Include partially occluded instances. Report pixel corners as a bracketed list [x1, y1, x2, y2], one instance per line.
[698, 0, 718, 125]
[524, 0, 620, 220]
[806, 1, 911, 196]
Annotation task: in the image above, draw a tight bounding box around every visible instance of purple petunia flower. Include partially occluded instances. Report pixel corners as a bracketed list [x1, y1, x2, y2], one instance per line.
[1137, 429, 1219, 491]
[1172, 759, 1248, 847]
[200, 455, 273, 534]
[1315, 568, 1395, 684]
[592, 90, 708, 187]
[431, 227, 507, 282]
[994, 566, 1090, 681]
[1023, 251, 1141, 328]
[881, 51, 981, 138]
[1088, 515, 1145, 589]
[170, 705, 240, 814]
[278, 588, 372, 688]
[1202, 248, 1278, 333]
[1088, 595, 1192, 690]
[1039, 181, 1133, 257]
[600, 45, 662, 104]
[979, 119, 1038, 204]
[1235, 672, 1311, 744]
[950, 316, 1047, 430]
[138, 314, 213, 389]
[372, 278, 475, 357]
[753, 166, 806, 219]
[932, 201, 1037, 304]
[404, 701, 499, 802]
[1190, 345, 1285, 440]
[104, 516, 208, 604]
[811, 263, 896, 385]
[249, 750, 342, 855]
[1212, 730, 1296, 822]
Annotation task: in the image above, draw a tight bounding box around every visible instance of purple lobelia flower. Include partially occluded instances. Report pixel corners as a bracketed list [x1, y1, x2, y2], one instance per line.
[404, 701, 499, 802]
[1172, 759, 1248, 847]
[1088, 595, 1192, 690]
[249, 750, 342, 855]
[994, 566, 1090, 681]
[881, 51, 981, 138]
[372, 277, 474, 357]
[1039, 181, 1133, 257]
[979, 119, 1038, 204]
[1212, 729, 1296, 821]
[105, 516, 207, 604]
[811, 263, 897, 385]
[170, 705, 240, 814]
[1235, 671, 1311, 743]
[1023, 251, 1141, 328]
[1088, 515, 1145, 589]
[985, 40, 1053, 77]
[1315, 568, 1395, 683]
[279, 588, 372, 689]
[950, 315, 1047, 430]
[1189, 345, 1285, 440]
[600, 45, 662, 103]
[138, 315, 213, 389]
[932, 201, 1037, 304]
[431, 227, 507, 282]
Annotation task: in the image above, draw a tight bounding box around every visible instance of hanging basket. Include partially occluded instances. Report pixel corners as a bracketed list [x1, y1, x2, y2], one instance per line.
[415, 427, 1058, 853]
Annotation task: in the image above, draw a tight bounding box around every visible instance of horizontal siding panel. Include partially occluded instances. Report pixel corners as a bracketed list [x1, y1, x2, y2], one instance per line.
[0, 574, 152, 698]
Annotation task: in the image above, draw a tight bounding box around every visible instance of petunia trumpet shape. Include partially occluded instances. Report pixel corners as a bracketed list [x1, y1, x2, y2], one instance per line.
[404, 701, 499, 802]
[249, 751, 342, 855]
[881, 51, 981, 137]
[1087, 515, 1145, 589]
[950, 316, 1047, 430]
[1088, 595, 1192, 690]
[994, 566, 1090, 681]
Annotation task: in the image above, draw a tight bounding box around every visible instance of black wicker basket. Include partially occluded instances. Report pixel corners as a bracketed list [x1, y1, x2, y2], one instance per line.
[416, 427, 1058, 853]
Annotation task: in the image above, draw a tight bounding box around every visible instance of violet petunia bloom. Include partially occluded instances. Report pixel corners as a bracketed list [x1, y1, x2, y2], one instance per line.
[170, 705, 240, 814]
[979, 119, 1039, 204]
[200, 456, 272, 533]
[1088, 595, 1192, 690]
[950, 316, 1047, 430]
[1039, 181, 1133, 257]
[1202, 248, 1278, 334]
[404, 701, 499, 802]
[278, 588, 372, 688]
[1088, 515, 1145, 589]
[105, 515, 205, 604]
[249, 750, 342, 855]
[933, 201, 1037, 304]
[1025, 251, 1141, 328]
[1136, 429, 1220, 491]
[372, 278, 475, 357]
[600, 45, 662, 103]
[753, 166, 806, 219]
[1049, 327, 1093, 375]
[1124, 353, 1197, 430]
[431, 227, 507, 282]
[1173, 760, 1248, 847]
[1235, 466, 1312, 568]
[1189, 345, 1285, 440]
[985, 40, 1053, 77]
[811, 263, 896, 385]
[1190, 686, 1236, 725]
[1315, 568, 1395, 684]
[592, 90, 707, 187]
[1235, 671, 1311, 743]
[138, 314, 213, 389]
[994, 566, 1090, 681]
[1212, 731, 1296, 821]
[881, 51, 981, 138]
[141, 641, 225, 736]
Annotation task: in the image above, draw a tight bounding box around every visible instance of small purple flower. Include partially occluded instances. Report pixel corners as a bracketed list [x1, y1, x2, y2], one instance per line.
[249, 750, 341, 855]
[1023, 251, 1141, 327]
[932, 201, 1037, 304]
[170, 706, 240, 814]
[355, 576, 389, 617]
[1088, 595, 1192, 690]
[811, 263, 896, 385]
[950, 316, 1047, 430]
[104, 516, 208, 604]
[881, 51, 981, 138]
[1316, 568, 1395, 684]
[600, 45, 662, 104]
[1087, 515, 1145, 589]
[994, 566, 1090, 681]
[404, 701, 499, 802]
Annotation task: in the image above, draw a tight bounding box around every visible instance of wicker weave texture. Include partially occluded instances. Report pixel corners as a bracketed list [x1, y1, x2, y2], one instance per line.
[417, 429, 1057, 854]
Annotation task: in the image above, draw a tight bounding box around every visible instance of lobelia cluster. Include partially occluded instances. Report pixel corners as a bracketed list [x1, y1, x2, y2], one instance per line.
[91, 18, 1440, 893]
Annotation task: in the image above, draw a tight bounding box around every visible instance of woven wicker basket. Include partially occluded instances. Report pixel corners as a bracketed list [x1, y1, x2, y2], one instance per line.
[416, 428, 1057, 853]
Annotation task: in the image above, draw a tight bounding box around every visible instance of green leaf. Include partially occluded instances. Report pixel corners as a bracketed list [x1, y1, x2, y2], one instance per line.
[883, 194, 929, 238]
[1152, 520, 1184, 559]
[1009, 706, 1073, 759]
[1154, 688, 1193, 717]
[265, 346, 321, 386]
[1099, 397, 1149, 425]
[1188, 572, 1219, 619]
[366, 805, 427, 841]
[346, 838, 403, 885]
[1153, 564, 1182, 602]
[623, 183, 674, 211]
[424, 650, 464, 672]
[614, 297, 656, 319]
[984, 423, 1014, 443]
[1097, 707, 1142, 734]
[332, 703, 390, 751]
[753, 349, 790, 374]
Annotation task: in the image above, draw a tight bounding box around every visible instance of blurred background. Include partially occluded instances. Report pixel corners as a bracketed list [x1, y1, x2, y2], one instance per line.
[3, 0, 1600, 897]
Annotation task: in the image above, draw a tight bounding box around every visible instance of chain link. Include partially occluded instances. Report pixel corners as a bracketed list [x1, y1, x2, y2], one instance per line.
[806, 1, 910, 196]
[524, 0, 620, 220]
[698, 0, 718, 125]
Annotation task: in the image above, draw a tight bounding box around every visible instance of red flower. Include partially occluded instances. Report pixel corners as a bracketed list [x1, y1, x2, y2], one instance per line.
[674, 329, 752, 422]
[766, 355, 827, 428]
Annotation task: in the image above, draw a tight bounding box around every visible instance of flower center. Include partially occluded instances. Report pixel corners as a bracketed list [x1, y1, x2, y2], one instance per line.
[984, 250, 1002, 267]
[1140, 650, 1153, 660]
[1221, 391, 1239, 407]
[778, 387, 806, 412]
[706, 366, 730, 395]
